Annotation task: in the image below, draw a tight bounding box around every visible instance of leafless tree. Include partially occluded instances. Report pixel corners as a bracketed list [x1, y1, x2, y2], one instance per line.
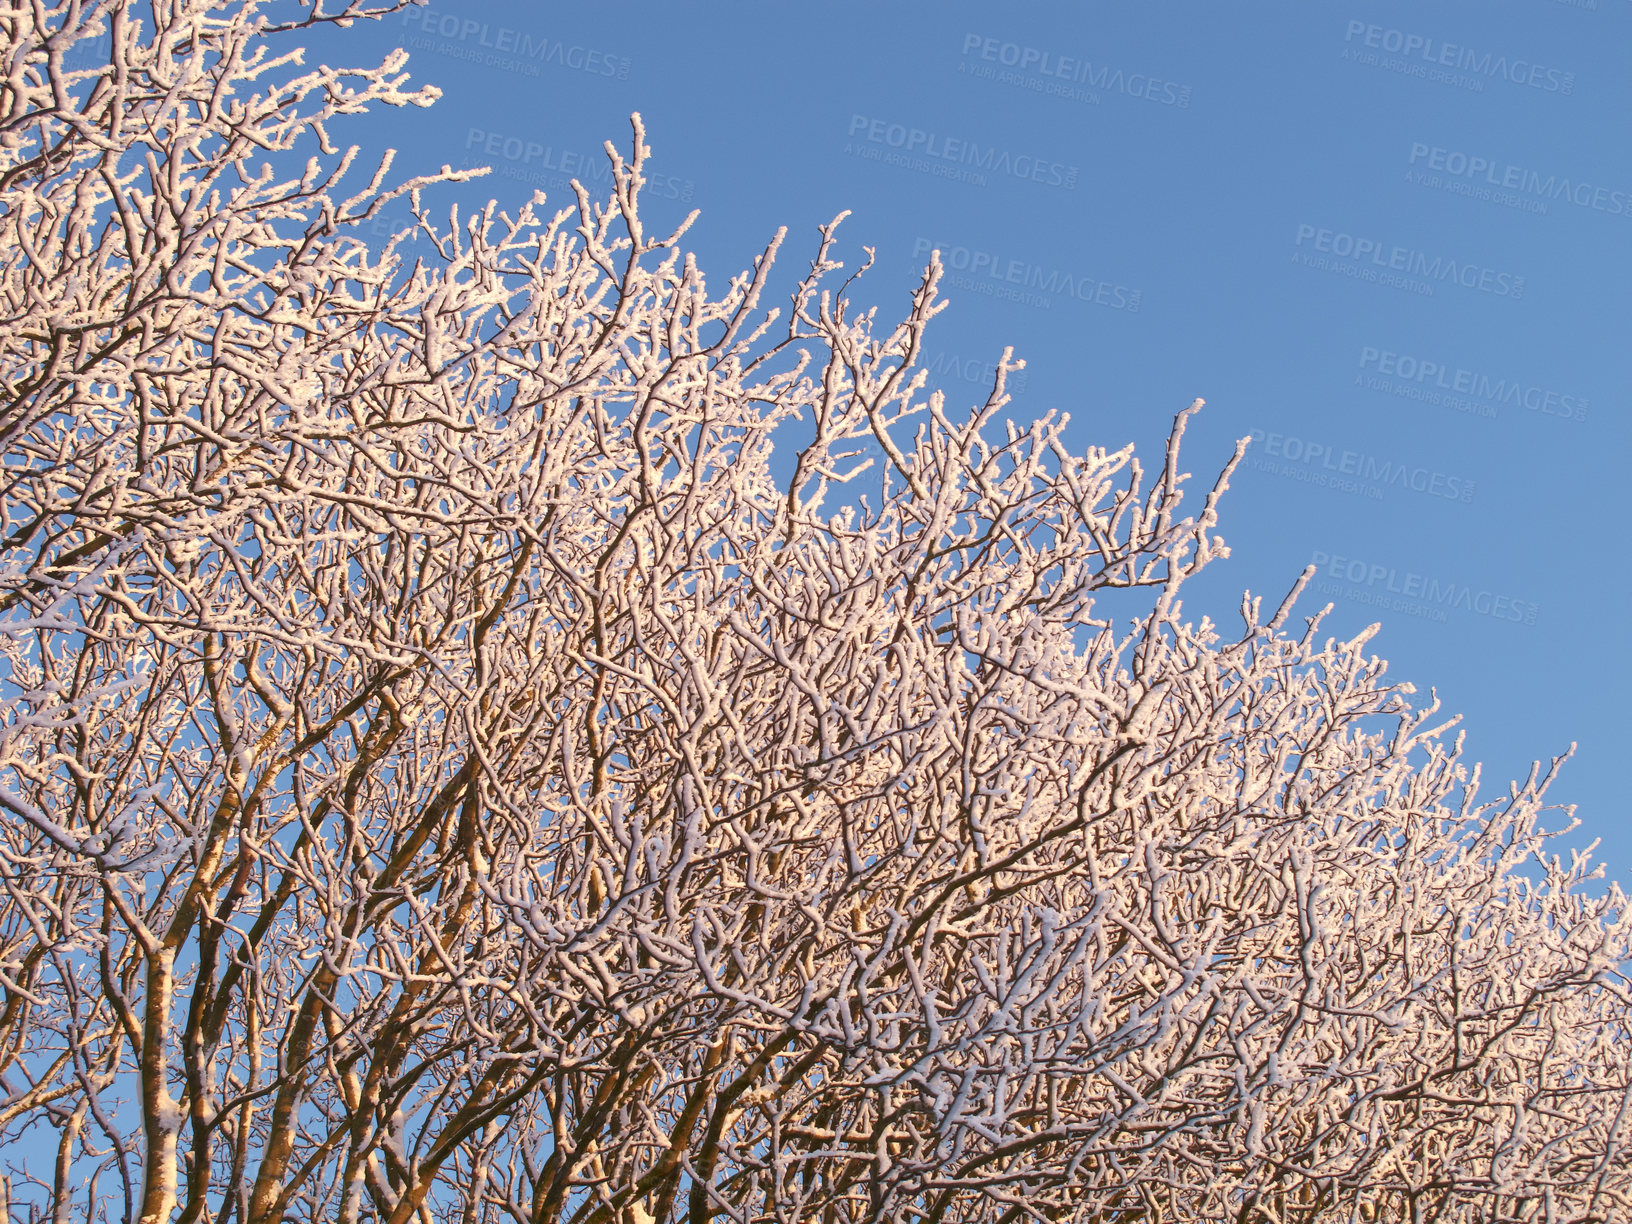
[0, 3, 1627, 1222]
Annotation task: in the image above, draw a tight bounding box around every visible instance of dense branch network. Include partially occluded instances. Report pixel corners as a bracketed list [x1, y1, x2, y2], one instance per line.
[0, 3, 1627, 1223]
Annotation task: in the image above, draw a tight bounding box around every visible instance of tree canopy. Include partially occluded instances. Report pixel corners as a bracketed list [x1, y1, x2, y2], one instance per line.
[0, 3, 1627, 1222]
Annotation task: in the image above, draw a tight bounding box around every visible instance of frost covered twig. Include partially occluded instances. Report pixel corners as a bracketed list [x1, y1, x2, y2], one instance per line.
[0, 5, 1626, 1224]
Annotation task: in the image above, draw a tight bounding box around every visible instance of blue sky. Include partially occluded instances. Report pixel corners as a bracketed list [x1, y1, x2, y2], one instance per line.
[325, 0, 1630, 882]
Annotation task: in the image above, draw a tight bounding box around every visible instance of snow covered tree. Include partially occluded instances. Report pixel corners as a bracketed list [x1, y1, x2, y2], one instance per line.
[0, 2, 1627, 1222]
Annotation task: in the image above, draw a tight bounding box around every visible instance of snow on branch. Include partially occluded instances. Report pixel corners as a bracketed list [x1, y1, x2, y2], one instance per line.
[0, 4, 1625, 1224]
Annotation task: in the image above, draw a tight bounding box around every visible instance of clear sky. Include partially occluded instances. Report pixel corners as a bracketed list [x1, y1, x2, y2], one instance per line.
[323, 0, 1631, 884]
